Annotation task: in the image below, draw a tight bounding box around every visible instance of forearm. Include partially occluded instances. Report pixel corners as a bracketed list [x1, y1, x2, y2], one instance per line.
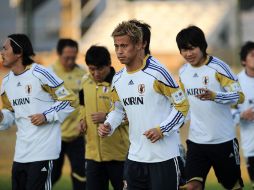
[43, 101, 75, 123]
[104, 101, 125, 135]
[0, 109, 15, 130]
[214, 91, 244, 105]
[159, 107, 185, 136]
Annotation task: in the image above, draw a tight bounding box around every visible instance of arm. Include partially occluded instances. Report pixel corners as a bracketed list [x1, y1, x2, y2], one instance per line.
[197, 70, 244, 105]
[231, 104, 241, 125]
[0, 109, 15, 130]
[0, 91, 15, 129]
[32, 66, 78, 124]
[141, 63, 190, 144]
[143, 78, 189, 143]
[98, 87, 125, 137]
[214, 72, 244, 104]
[42, 84, 78, 123]
[154, 79, 189, 136]
[77, 89, 87, 134]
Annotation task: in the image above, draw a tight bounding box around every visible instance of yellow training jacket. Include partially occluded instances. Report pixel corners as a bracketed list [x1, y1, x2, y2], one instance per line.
[81, 68, 129, 162]
[52, 61, 86, 141]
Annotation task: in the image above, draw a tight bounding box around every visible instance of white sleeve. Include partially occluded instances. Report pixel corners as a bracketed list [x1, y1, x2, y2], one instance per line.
[231, 107, 240, 126]
[104, 101, 125, 135]
[33, 64, 77, 123]
[43, 101, 75, 123]
[160, 107, 185, 136]
[0, 109, 15, 130]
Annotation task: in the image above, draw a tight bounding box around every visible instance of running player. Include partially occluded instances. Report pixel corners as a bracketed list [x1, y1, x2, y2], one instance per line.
[0, 34, 77, 190]
[176, 25, 244, 190]
[98, 21, 189, 190]
[233, 41, 254, 189]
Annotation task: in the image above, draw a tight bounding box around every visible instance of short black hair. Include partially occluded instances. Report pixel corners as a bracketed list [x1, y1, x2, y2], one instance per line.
[129, 19, 151, 55]
[85, 45, 111, 67]
[8, 33, 35, 66]
[176, 25, 208, 56]
[240, 41, 254, 61]
[57, 38, 78, 55]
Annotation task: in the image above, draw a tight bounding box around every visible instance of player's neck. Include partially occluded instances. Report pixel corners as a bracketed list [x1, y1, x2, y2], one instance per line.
[245, 68, 254, 78]
[126, 58, 143, 73]
[12, 61, 26, 75]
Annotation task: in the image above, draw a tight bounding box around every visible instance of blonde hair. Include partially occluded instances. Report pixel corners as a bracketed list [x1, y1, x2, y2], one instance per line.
[111, 21, 143, 44]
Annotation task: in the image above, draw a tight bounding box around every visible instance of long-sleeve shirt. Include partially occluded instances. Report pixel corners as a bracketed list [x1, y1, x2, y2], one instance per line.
[233, 70, 254, 157]
[179, 56, 244, 144]
[105, 55, 189, 163]
[0, 63, 77, 163]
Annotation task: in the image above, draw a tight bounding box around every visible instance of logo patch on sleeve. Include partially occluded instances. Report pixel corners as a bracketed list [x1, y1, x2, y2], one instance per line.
[55, 86, 70, 98]
[230, 82, 241, 91]
[172, 89, 185, 103]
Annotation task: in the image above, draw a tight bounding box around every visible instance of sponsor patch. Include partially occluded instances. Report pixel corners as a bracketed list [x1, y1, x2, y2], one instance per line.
[230, 82, 241, 91]
[172, 89, 185, 103]
[55, 86, 70, 98]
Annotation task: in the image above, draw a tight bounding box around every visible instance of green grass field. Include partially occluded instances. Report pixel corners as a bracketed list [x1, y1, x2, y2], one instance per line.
[0, 126, 253, 190]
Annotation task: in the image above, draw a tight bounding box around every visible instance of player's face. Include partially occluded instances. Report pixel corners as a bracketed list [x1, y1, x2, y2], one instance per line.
[180, 46, 205, 67]
[1, 39, 20, 68]
[114, 35, 141, 66]
[88, 64, 111, 83]
[59, 46, 78, 71]
[243, 49, 254, 71]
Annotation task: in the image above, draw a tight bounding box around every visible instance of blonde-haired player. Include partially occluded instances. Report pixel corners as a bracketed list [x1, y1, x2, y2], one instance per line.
[98, 21, 189, 190]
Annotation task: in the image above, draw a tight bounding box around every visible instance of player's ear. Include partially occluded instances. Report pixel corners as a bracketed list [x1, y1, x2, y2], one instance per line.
[143, 41, 147, 49]
[136, 40, 143, 50]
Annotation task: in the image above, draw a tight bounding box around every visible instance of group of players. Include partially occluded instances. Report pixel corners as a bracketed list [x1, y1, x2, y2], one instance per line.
[0, 19, 254, 190]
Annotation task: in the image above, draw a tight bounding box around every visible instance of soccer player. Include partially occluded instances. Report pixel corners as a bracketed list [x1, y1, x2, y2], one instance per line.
[98, 21, 189, 190]
[129, 19, 187, 190]
[78, 45, 129, 190]
[50, 39, 86, 189]
[176, 25, 244, 190]
[233, 41, 254, 188]
[0, 34, 77, 190]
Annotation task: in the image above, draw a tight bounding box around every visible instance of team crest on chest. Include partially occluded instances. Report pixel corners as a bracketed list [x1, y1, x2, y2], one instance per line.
[202, 76, 209, 85]
[103, 86, 109, 93]
[138, 84, 145, 94]
[25, 84, 32, 95]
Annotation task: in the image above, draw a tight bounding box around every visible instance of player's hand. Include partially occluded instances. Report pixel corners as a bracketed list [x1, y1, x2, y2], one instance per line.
[29, 114, 47, 126]
[195, 88, 215, 101]
[91, 112, 107, 124]
[143, 128, 163, 143]
[98, 123, 111, 137]
[241, 107, 254, 121]
[77, 119, 87, 135]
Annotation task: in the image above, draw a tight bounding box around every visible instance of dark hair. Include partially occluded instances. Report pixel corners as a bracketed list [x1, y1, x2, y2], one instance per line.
[8, 34, 35, 65]
[57, 38, 78, 55]
[176, 25, 208, 56]
[240, 41, 254, 62]
[129, 19, 151, 55]
[85, 45, 111, 67]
